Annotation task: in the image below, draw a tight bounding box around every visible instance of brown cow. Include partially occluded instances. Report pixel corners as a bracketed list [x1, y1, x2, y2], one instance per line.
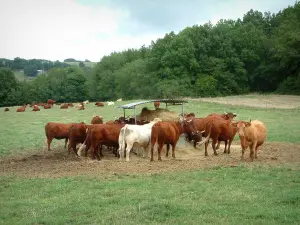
[233, 120, 267, 161]
[68, 122, 92, 156]
[45, 122, 73, 151]
[197, 118, 238, 156]
[91, 115, 103, 124]
[4, 108, 9, 112]
[78, 104, 85, 110]
[47, 99, 55, 106]
[60, 103, 69, 109]
[68, 103, 74, 107]
[95, 102, 104, 107]
[32, 105, 40, 111]
[154, 101, 160, 108]
[44, 104, 52, 109]
[16, 106, 26, 112]
[150, 118, 198, 161]
[78, 124, 125, 160]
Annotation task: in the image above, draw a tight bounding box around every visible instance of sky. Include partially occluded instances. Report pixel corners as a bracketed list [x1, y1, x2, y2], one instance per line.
[0, 0, 296, 62]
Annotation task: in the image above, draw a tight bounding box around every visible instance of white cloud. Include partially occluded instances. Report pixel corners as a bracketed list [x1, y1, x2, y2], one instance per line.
[0, 0, 295, 62]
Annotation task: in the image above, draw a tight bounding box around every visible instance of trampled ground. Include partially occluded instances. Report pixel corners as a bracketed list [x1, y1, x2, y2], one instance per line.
[1, 140, 299, 178]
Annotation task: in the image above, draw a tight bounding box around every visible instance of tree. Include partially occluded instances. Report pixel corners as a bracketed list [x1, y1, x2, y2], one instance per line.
[0, 68, 19, 106]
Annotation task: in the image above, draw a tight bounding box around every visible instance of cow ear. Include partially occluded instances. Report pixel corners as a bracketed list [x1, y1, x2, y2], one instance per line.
[246, 122, 251, 127]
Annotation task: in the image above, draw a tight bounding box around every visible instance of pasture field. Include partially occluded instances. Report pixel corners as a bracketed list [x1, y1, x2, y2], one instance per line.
[1, 95, 300, 224]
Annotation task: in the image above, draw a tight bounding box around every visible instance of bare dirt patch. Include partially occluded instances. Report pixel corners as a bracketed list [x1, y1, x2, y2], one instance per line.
[185, 94, 300, 109]
[1, 141, 300, 178]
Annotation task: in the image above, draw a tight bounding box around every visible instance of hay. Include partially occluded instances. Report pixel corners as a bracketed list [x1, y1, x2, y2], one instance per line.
[139, 107, 180, 122]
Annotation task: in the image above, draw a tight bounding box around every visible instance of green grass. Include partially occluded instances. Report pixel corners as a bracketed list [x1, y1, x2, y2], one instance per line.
[13, 70, 26, 81]
[64, 61, 97, 68]
[1, 99, 300, 157]
[1, 166, 300, 224]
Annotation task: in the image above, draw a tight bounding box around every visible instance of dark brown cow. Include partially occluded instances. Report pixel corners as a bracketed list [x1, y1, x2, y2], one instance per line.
[154, 101, 160, 108]
[32, 105, 40, 111]
[198, 118, 238, 156]
[16, 106, 26, 112]
[4, 108, 9, 112]
[150, 119, 198, 161]
[45, 122, 73, 151]
[78, 124, 125, 160]
[95, 102, 105, 107]
[91, 116, 103, 124]
[60, 103, 69, 109]
[68, 122, 92, 156]
[44, 104, 52, 109]
[47, 99, 55, 106]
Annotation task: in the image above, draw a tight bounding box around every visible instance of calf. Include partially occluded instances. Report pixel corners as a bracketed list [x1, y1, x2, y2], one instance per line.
[45, 122, 73, 151]
[118, 118, 162, 161]
[233, 120, 267, 161]
[150, 118, 198, 161]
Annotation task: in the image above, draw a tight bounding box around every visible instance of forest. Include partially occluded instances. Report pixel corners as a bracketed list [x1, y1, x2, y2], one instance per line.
[0, 2, 299, 106]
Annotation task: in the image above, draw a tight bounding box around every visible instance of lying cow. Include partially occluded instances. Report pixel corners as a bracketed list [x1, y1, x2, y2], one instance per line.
[95, 102, 104, 107]
[32, 105, 40, 111]
[233, 120, 267, 161]
[45, 122, 74, 151]
[118, 118, 162, 162]
[16, 106, 26, 112]
[4, 108, 9, 112]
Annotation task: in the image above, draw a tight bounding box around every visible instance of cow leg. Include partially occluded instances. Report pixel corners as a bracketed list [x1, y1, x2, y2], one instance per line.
[227, 139, 233, 154]
[95, 144, 101, 160]
[157, 144, 163, 161]
[166, 144, 170, 157]
[223, 140, 228, 154]
[64, 138, 68, 149]
[250, 141, 257, 161]
[99, 145, 104, 157]
[255, 144, 260, 159]
[125, 143, 133, 162]
[212, 140, 218, 155]
[204, 140, 209, 156]
[171, 144, 176, 159]
[150, 145, 155, 161]
[47, 137, 53, 151]
[216, 141, 221, 150]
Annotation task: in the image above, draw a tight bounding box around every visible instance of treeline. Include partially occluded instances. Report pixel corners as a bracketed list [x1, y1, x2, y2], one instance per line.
[0, 3, 299, 107]
[0, 57, 69, 77]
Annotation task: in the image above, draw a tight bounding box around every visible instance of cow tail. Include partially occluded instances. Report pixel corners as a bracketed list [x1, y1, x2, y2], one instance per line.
[120, 124, 128, 153]
[78, 127, 90, 156]
[197, 120, 212, 146]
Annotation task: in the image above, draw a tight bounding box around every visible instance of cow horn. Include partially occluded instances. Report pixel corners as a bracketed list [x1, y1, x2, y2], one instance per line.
[200, 130, 205, 133]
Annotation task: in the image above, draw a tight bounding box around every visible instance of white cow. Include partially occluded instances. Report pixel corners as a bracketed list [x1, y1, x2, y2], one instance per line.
[107, 101, 115, 106]
[116, 98, 122, 102]
[118, 118, 162, 161]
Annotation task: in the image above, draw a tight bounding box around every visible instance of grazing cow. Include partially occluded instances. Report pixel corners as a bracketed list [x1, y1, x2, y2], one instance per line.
[116, 98, 122, 102]
[154, 101, 160, 108]
[45, 122, 74, 151]
[107, 101, 115, 106]
[68, 122, 92, 156]
[150, 118, 198, 161]
[91, 115, 103, 124]
[44, 104, 52, 109]
[233, 120, 267, 161]
[47, 99, 55, 107]
[95, 102, 104, 107]
[16, 106, 26, 112]
[32, 105, 40, 111]
[4, 108, 9, 112]
[83, 100, 89, 104]
[118, 118, 162, 161]
[78, 124, 125, 160]
[197, 118, 238, 156]
[60, 103, 69, 109]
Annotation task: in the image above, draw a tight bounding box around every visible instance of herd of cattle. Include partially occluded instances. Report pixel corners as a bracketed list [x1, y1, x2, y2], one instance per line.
[41, 99, 267, 162]
[3, 99, 123, 112]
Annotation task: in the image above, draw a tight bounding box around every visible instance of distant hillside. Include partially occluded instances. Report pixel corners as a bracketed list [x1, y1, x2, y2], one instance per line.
[64, 61, 97, 68]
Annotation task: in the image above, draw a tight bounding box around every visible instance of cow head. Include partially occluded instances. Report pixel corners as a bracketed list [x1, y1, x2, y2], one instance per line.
[232, 120, 251, 137]
[222, 112, 237, 120]
[181, 117, 204, 141]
